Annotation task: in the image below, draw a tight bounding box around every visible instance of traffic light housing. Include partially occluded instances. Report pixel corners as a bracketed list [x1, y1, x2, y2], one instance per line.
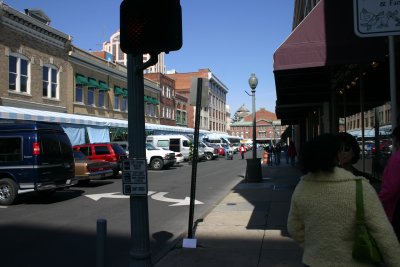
[120, 0, 182, 55]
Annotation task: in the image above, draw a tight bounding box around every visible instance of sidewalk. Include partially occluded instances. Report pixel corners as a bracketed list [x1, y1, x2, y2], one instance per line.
[154, 162, 304, 267]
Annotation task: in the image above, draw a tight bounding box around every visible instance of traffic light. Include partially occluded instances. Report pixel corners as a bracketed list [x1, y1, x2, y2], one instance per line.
[120, 0, 182, 55]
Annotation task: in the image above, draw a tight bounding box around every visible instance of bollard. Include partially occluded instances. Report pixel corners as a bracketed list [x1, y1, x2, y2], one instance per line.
[96, 219, 107, 267]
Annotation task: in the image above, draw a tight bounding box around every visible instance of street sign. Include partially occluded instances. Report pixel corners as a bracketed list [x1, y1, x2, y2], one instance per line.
[122, 158, 148, 196]
[189, 78, 209, 107]
[353, 0, 400, 37]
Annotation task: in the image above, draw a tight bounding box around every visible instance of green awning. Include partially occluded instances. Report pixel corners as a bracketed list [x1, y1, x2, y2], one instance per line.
[122, 89, 128, 97]
[75, 74, 88, 85]
[88, 77, 99, 88]
[144, 96, 149, 102]
[114, 86, 124, 95]
[98, 81, 110, 91]
[148, 97, 160, 105]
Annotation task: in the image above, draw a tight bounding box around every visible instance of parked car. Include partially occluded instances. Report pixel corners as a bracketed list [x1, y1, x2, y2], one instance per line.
[146, 134, 205, 161]
[222, 144, 234, 159]
[73, 150, 115, 184]
[230, 143, 240, 153]
[0, 121, 76, 205]
[146, 143, 176, 170]
[72, 143, 127, 177]
[200, 141, 219, 160]
[171, 151, 184, 165]
[112, 141, 176, 170]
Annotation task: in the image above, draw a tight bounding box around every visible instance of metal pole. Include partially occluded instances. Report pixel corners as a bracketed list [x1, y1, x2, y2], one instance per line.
[188, 78, 202, 239]
[252, 90, 256, 159]
[127, 53, 151, 267]
[96, 219, 107, 267]
[360, 66, 365, 173]
[389, 35, 397, 129]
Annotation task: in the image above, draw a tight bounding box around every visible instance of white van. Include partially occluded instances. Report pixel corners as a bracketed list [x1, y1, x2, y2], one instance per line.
[146, 135, 205, 161]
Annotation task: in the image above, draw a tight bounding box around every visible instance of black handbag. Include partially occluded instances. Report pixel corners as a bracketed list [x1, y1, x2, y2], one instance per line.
[352, 179, 382, 264]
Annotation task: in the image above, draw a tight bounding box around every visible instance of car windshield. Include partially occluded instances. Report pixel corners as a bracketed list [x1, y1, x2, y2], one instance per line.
[73, 150, 87, 160]
[146, 143, 157, 150]
[111, 143, 126, 154]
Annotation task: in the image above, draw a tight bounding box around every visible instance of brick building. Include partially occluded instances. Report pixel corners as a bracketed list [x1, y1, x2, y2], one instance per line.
[230, 108, 287, 144]
[167, 68, 229, 132]
[144, 73, 176, 126]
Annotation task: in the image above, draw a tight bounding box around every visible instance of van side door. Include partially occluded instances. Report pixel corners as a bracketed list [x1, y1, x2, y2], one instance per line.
[39, 133, 66, 183]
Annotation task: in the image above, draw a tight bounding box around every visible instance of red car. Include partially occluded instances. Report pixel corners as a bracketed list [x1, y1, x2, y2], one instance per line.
[73, 143, 127, 176]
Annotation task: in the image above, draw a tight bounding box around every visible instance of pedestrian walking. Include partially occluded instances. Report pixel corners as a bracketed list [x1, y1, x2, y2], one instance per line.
[287, 134, 400, 267]
[266, 144, 274, 166]
[379, 126, 400, 241]
[283, 143, 289, 164]
[239, 144, 245, 160]
[288, 141, 297, 166]
[274, 143, 281, 165]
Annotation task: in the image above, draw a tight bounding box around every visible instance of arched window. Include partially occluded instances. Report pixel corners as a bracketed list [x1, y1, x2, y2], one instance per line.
[9, 53, 30, 94]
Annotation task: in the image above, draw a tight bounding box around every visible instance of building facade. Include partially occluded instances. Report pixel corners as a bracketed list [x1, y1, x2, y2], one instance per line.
[175, 93, 188, 128]
[0, 4, 73, 113]
[230, 107, 287, 144]
[167, 68, 229, 132]
[102, 30, 166, 74]
[144, 73, 176, 126]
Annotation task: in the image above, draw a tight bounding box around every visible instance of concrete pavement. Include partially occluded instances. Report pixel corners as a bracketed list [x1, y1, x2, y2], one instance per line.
[154, 161, 304, 267]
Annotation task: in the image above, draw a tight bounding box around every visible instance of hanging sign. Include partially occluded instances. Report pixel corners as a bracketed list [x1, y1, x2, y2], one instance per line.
[353, 0, 400, 37]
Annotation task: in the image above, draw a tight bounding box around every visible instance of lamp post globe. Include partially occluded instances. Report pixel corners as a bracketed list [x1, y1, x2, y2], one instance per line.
[248, 73, 258, 159]
[248, 73, 258, 91]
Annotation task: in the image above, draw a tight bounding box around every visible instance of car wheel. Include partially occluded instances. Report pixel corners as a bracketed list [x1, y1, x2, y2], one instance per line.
[0, 178, 18, 205]
[205, 153, 213, 161]
[150, 158, 164, 170]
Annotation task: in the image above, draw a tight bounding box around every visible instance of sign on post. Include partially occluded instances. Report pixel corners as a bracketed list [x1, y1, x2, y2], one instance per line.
[122, 158, 147, 196]
[353, 0, 400, 37]
[190, 78, 209, 107]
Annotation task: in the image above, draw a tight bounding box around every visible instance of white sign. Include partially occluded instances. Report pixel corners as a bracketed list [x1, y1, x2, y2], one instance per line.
[122, 158, 148, 196]
[353, 0, 400, 37]
[190, 77, 209, 107]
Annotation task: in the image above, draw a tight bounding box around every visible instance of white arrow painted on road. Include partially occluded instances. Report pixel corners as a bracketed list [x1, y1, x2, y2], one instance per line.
[85, 191, 156, 201]
[151, 192, 204, 206]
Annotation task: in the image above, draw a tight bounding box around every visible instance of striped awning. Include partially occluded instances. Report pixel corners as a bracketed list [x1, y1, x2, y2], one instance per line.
[0, 106, 128, 128]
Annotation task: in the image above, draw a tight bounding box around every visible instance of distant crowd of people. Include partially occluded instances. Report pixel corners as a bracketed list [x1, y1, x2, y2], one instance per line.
[263, 141, 297, 167]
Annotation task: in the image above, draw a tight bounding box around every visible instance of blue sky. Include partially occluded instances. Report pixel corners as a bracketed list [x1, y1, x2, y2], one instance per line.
[4, 0, 294, 115]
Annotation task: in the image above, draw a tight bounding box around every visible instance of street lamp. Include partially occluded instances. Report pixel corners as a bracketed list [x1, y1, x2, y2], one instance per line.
[244, 73, 262, 183]
[248, 73, 258, 159]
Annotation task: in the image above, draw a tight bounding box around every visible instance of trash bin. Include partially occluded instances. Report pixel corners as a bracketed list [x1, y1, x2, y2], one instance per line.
[245, 158, 262, 182]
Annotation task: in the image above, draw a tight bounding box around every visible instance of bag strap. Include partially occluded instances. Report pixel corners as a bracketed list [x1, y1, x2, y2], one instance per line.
[355, 179, 365, 223]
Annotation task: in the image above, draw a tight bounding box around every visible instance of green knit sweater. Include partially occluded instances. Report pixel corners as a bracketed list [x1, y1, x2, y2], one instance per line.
[288, 167, 400, 267]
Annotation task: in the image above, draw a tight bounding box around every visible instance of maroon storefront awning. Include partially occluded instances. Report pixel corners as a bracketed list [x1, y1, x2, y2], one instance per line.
[273, 0, 389, 125]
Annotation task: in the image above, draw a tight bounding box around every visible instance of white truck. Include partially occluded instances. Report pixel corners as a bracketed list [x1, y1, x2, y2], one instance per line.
[146, 134, 205, 161]
[114, 141, 176, 170]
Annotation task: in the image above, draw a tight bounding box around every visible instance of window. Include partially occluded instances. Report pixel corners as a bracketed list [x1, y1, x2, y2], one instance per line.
[75, 85, 83, 103]
[0, 137, 22, 162]
[9, 54, 30, 93]
[114, 95, 120, 110]
[121, 97, 127, 111]
[88, 88, 95, 105]
[42, 65, 58, 99]
[98, 90, 105, 107]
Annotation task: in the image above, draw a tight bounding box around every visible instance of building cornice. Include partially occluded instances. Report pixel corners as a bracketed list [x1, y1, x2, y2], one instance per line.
[0, 2, 71, 49]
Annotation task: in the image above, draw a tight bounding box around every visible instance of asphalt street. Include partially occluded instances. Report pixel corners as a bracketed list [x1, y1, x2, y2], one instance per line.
[0, 151, 253, 267]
